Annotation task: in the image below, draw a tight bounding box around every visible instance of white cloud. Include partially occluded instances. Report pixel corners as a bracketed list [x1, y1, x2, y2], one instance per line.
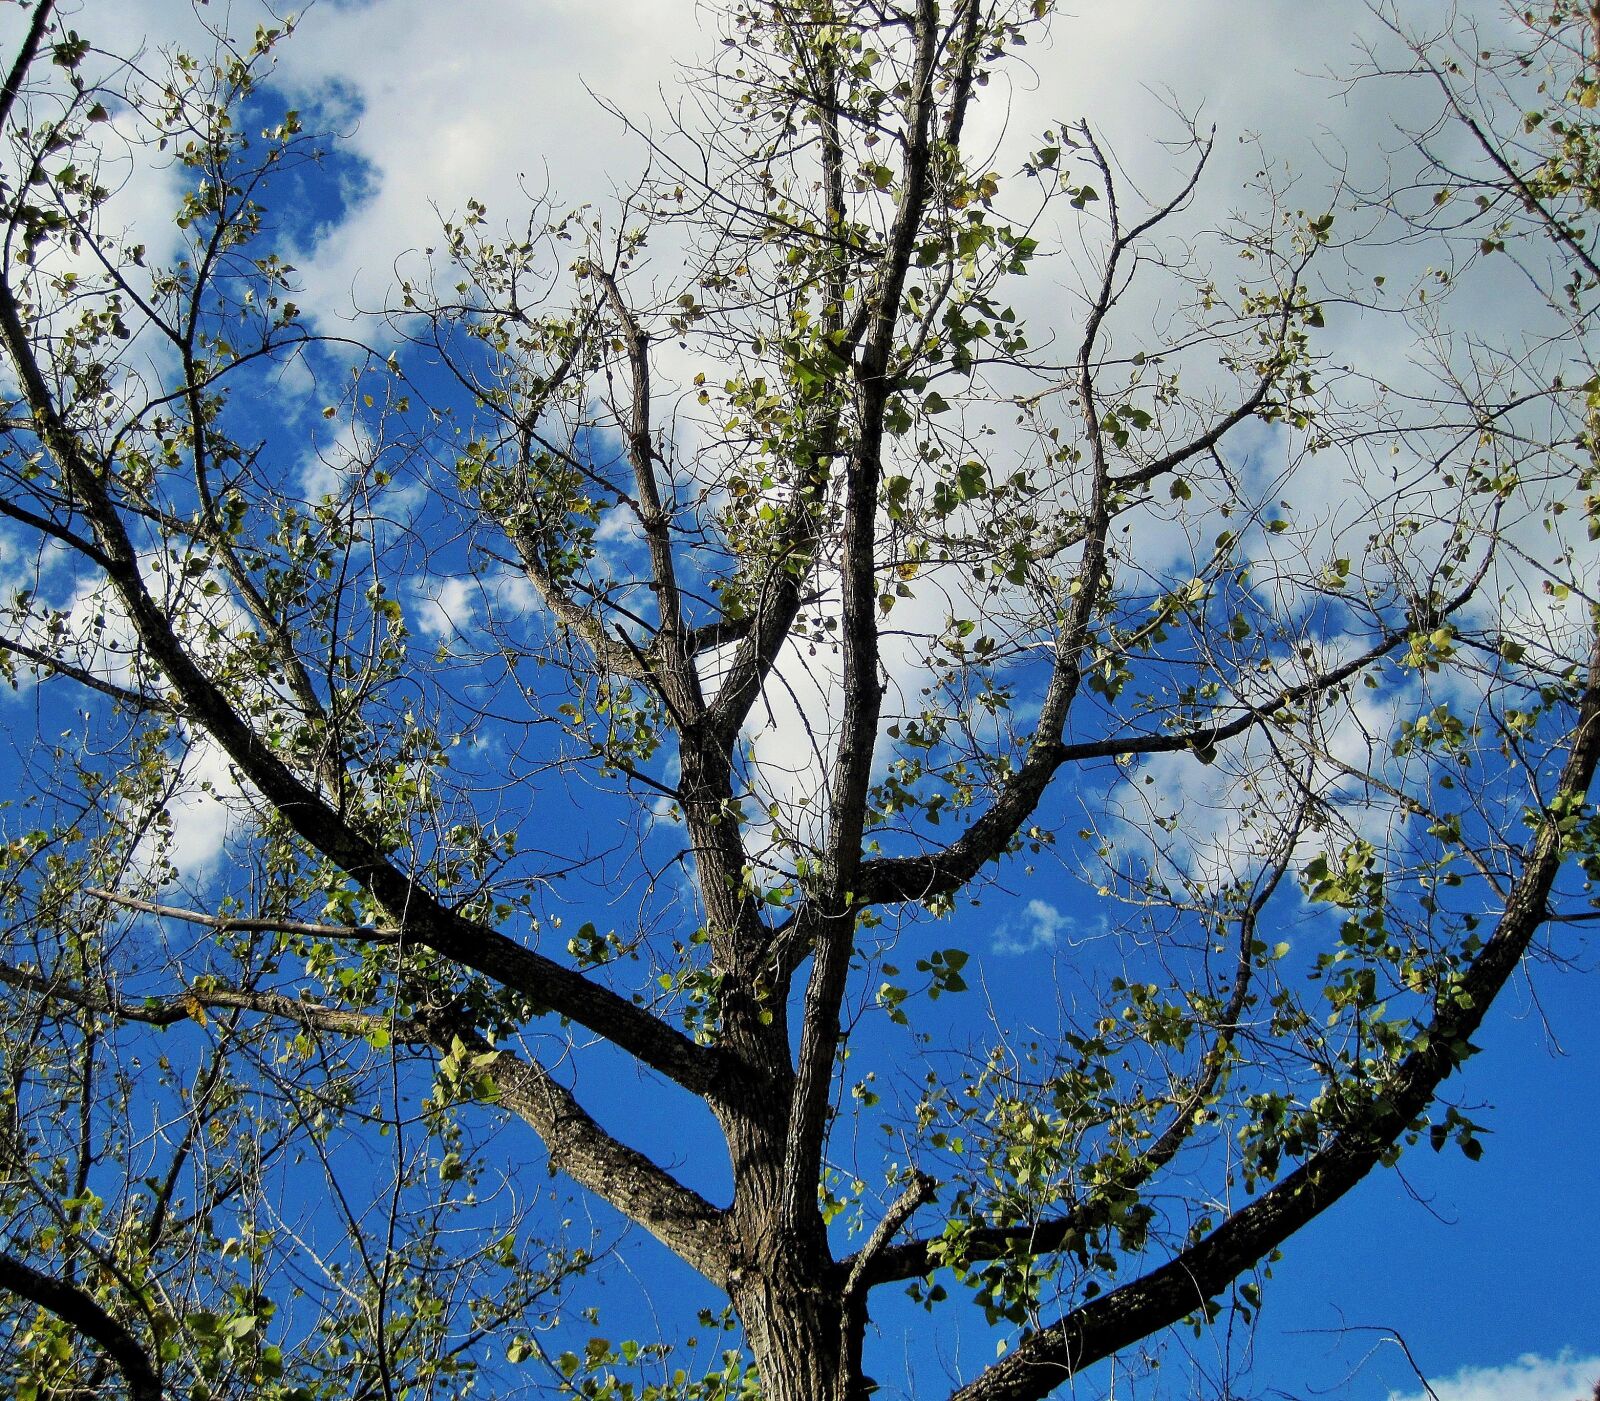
[992, 896, 1088, 955]
[409, 574, 479, 643]
[1389, 1352, 1600, 1401]
[266, 0, 707, 319]
[144, 732, 251, 882]
[38, 0, 1577, 888]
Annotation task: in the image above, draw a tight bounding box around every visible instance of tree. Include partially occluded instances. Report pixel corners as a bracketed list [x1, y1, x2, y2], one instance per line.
[0, 1, 1596, 1398]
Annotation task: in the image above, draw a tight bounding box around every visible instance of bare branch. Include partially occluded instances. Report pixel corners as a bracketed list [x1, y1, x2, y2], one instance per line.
[84, 887, 401, 941]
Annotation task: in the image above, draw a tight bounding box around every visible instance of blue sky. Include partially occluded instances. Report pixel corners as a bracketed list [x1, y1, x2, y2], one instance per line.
[543, 886, 1599, 1399]
[2, 1, 1597, 1397]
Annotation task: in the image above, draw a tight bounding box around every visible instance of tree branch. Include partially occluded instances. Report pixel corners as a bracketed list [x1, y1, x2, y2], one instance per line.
[586, 263, 693, 654]
[0, 1250, 161, 1401]
[431, 1013, 734, 1287]
[0, 267, 719, 1099]
[0, 633, 177, 714]
[853, 623, 1413, 910]
[0, 958, 428, 1040]
[945, 621, 1600, 1401]
[851, 827, 1300, 1287]
[0, 495, 109, 565]
[783, 0, 946, 1229]
[85, 886, 402, 942]
[0, 0, 56, 133]
[506, 505, 654, 679]
[2, 959, 734, 1285]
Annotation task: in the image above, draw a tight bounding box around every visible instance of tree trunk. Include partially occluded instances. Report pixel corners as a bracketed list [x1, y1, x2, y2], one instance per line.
[718, 1093, 862, 1401]
[729, 1260, 861, 1401]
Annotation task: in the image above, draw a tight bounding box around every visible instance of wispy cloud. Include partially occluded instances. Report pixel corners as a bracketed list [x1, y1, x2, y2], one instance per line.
[1389, 1352, 1600, 1401]
[992, 897, 1088, 955]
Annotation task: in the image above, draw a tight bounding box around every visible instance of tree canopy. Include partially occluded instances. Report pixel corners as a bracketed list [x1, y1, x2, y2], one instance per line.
[1, 2, 1598, 1399]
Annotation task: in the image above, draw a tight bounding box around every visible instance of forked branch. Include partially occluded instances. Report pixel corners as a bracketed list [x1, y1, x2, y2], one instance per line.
[946, 622, 1600, 1401]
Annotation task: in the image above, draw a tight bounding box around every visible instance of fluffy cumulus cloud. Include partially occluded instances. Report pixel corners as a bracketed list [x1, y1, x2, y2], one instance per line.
[61, 0, 1419, 334]
[39, 0, 1561, 884]
[266, 0, 709, 318]
[1389, 1352, 1600, 1401]
[145, 734, 251, 881]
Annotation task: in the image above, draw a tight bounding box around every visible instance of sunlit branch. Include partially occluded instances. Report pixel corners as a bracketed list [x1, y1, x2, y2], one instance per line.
[81, 887, 401, 939]
[944, 622, 1600, 1401]
[1411, 35, 1600, 290]
[0, 959, 428, 1039]
[585, 263, 694, 658]
[430, 1013, 734, 1286]
[505, 504, 652, 679]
